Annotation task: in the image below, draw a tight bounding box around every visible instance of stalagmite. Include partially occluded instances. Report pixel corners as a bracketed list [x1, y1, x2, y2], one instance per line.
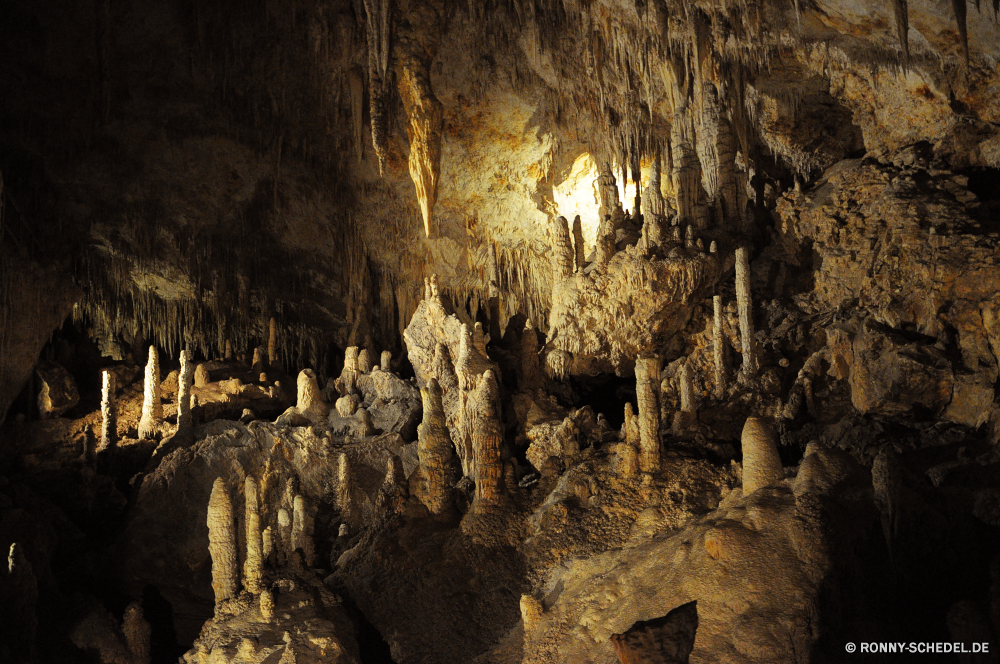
[595, 215, 617, 266]
[291, 494, 315, 566]
[194, 363, 210, 388]
[260, 589, 275, 621]
[277, 508, 292, 564]
[455, 324, 474, 390]
[685, 224, 695, 248]
[177, 350, 195, 432]
[224, 340, 233, 361]
[642, 151, 667, 247]
[596, 161, 619, 222]
[735, 245, 759, 380]
[616, 442, 640, 476]
[572, 215, 586, 271]
[123, 601, 152, 664]
[417, 379, 454, 515]
[740, 417, 784, 494]
[713, 295, 727, 395]
[337, 346, 359, 395]
[296, 369, 329, 422]
[207, 478, 239, 605]
[398, 53, 444, 237]
[470, 370, 504, 506]
[380, 350, 392, 371]
[679, 362, 696, 417]
[357, 348, 372, 374]
[551, 215, 574, 281]
[138, 346, 161, 440]
[635, 357, 662, 473]
[244, 477, 264, 594]
[433, 342, 458, 392]
[337, 453, 353, 522]
[268, 317, 278, 367]
[624, 403, 641, 447]
[99, 370, 116, 451]
[519, 319, 543, 391]
[473, 322, 487, 355]
[335, 395, 357, 417]
[262, 526, 274, 563]
[251, 346, 267, 376]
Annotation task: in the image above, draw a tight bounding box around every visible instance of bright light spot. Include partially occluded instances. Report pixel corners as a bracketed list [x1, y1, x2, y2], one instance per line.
[553, 153, 658, 256]
[553, 153, 601, 254]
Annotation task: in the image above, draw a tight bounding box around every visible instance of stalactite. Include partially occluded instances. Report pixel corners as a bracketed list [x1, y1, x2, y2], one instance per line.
[364, 0, 393, 174]
[397, 51, 444, 237]
[138, 346, 161, 440]
[292, 494, 315, 567]
[99, 370, 116, 451]
[952, 0, 969, 66]
[697, 84, 740, 228]
[671, 106, 706, 228]
[892, 0, 910, 62]
[244, 477, 264, 594]
[713, 295, 727, 395]
[635, 357, 662, 473]
[177, 350, 194, 432]
[741, 417, 783, 494]
[207, 478, 239, 606]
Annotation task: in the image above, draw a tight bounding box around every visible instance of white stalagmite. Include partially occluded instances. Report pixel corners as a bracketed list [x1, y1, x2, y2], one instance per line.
[138, 346, 161, 440]
[635, 357, 662, 473]
[207, 478, 239, 605]
[337, 453, 353, 523]
[735, 245, 759, 380]
[713, 295, 727, 395]
[244, 477, 264, 594]
[291, 494, 315, 566]
[99, 370, 116, 451]
[741, 417, 784, 494]
[177, 350, 194, 432]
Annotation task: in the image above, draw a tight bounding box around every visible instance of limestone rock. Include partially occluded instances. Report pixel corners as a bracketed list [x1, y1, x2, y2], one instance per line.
[35, 360, 78, 419]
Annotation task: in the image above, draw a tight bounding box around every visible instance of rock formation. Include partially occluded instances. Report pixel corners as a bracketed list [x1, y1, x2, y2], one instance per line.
[244, 477, 264, 593]
[207, 478, 239, 606]
[99, 370, 117, 451]
[635, 357, 662, 473]
[415, 379, 454, 516]
[177, 350, 194, 433]
[740, 417, 783, 495]
[138, 346, 161, 439]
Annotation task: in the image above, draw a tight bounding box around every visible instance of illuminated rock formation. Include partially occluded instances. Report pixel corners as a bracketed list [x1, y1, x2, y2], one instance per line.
[292, 494, 315, 566]
[415, 378, 454, 516]
[99, 370, 116, 451]
[295, 369, 328, 423]
[635, 357, 662, 473]
[138, 346, 161, 440]
[740, 417, 783, 495]
[244, 477, 264, 594]
[177, 350, 194, 432]
[207, 478, 239, 606]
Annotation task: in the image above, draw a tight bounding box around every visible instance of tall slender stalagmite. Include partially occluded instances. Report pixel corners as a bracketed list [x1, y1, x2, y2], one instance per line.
[244, 477, 264, 594]
[595, 215, 617, 266]
[268, 317, 278, 367]
[207, 478, 239, 605]
[735, 245, 758, 380]
[338, 346, 359, 395]
[551, 215, 575, 282]
[741, 417, 783, 494]
[713, 295, 727, 395]
[679, 362, 696, 417]
[138, 346, 161, 440]
[292, 494, 315, 566]
[470, 370, 504, 506]
[337, 453, 353, 523]
[635, 357, 662, 473]
[277, 508, 292, 565]
[417, 379, 454, 515]
[99, 370, 116, 451]
[596, 161, 620, 222]
[642, 150, 666, 246]
[572, 215, 586, 271]
[177, 350, 194, 432]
